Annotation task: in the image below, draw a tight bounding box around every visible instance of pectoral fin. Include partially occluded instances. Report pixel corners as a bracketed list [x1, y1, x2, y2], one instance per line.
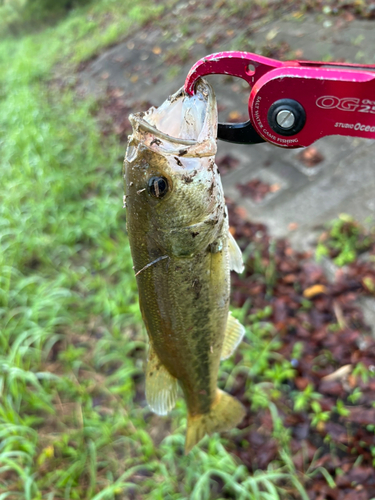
[228, 231, 244, 273]
[221, 312, 246, 360]
[145, 345, 178, 415]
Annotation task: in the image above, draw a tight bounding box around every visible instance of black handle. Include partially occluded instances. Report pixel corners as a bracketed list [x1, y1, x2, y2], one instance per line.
[217, 120, 265, 145]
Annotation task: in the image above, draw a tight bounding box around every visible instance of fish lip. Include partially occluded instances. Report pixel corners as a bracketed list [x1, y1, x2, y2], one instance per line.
[129, 79, 217, 158]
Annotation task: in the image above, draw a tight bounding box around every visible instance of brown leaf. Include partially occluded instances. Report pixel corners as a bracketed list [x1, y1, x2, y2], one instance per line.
[270, 183, 281, 193]
[237, 179, 272, 202]
[321, 364, 352, 382]
[347, 407, 375, 425]
[228, 110, 241, 120]
[295, 377, 310, 390]
[297, 146, 324, 167]
[303, 284, 328, 298]
[343, 11, 355, 22]
[341, 491, 367, 500]
[228, 110, 248, 122]
[216, 154, 239, 175]
[319, 379, 344, 396]
[324, 422, 348, 443]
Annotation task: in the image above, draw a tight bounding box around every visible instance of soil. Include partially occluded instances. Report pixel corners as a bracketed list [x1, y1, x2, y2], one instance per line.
[227, 199, 375, 499]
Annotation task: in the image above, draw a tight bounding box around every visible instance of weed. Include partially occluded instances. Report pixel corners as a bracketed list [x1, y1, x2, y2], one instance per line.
[316, 213, 375, 266]
[292, 384, 322, 412]
[244, 240, 278, 296]
[334, 400, 350, 418]
[347, 387, 362, 404]
[310, 401, 331, 430]
[352, 362, 371, 384]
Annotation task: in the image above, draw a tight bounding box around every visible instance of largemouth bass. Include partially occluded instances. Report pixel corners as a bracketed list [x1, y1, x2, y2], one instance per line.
[123, 79, 246, 453]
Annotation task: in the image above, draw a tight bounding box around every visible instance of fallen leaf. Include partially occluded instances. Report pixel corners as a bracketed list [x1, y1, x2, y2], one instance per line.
[297, 147, 324, 167]
[347, 373, 357, 388]
[333, 300, 347, 329]
[237, 179, 273, 203]
[319, 379, 344, 396]
[316, 420, 326, 432]
[303, 284, 328, 298]
[110, 88, 124, 98]
[266, 28, 279, 42]
[270, 183, 281, 193]
[363, 276, 375, 293]
[343, 11, 355, 22]
[321, 364, 352, 382]
[347, 407, 375, 425]
[283, 273, 297, 284]
[216, 154, 240, 175]
[295, 377, 309, 390]
[228, 110, 241, 121]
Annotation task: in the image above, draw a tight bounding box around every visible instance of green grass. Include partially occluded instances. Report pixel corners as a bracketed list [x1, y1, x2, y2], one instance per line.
[0, 2, 328, 498]
[0, 0, 165, 51]
[316, 213, 375, 266]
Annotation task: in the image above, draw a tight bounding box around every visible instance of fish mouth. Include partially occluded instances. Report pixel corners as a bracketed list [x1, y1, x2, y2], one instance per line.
[129, 79, 217, 157]
[132, 117, 197, 146]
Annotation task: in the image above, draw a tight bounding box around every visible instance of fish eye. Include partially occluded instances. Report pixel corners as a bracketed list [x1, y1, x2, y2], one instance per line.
[148, 176, 169, 198]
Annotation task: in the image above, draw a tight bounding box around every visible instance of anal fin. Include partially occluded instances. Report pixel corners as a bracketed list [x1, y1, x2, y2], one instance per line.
[221, 312, 245, 360]
[146, 344, 178, 416]
[228, 231, 244, 273]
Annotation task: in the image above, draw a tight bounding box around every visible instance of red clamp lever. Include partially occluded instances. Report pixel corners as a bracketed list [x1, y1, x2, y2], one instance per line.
[184, 51, 375, 148]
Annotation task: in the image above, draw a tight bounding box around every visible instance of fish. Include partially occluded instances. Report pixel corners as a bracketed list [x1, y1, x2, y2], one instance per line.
[123, 79, 246, 453]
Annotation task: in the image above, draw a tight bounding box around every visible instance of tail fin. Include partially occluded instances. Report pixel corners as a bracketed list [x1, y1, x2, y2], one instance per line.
[185, 389, 245, 453]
